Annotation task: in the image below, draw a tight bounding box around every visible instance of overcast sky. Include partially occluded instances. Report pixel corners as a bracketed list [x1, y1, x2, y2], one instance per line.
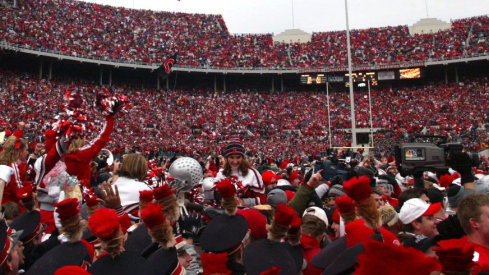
[79, 0, 489, 35]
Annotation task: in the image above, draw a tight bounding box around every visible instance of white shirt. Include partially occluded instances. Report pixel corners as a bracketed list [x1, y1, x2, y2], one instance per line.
[113, 176, 151, 218]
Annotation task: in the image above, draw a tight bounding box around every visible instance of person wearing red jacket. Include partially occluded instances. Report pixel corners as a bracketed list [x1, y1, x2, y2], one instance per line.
[300, 207, 329, 275]
[0, 136, 29, 208]
[64, 116, 115, 187]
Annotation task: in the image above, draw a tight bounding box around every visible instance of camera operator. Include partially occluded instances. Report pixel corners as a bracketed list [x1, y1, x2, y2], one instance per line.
[314, 154, 348, 182]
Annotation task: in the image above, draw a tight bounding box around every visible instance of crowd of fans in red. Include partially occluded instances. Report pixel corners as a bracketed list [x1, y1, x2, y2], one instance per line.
[1, 0, 489, 68]
[1, 69, 488, 159]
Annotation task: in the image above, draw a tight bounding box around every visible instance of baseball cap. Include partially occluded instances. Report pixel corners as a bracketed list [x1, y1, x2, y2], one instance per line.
[261, 170, 278, 186]
[277, 179, 291, 186]
[399, 198, 441, 225]
[303, 206, 329, 227]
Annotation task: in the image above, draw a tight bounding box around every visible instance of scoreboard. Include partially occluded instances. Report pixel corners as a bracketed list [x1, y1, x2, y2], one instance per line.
[300, 74, 327, 85]
[344, 72, 378, 87]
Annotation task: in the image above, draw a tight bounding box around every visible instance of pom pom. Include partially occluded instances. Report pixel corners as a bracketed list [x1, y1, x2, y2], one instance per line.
[343, 176, 372, 202]
[95, 93, 132, 116]
[16, 185, 33, 202]
[433, 238, 475, 272]
[139, 190, 154, 203]
[140, 203, 166, 230]
[273, 203, 296, 227]
[83, 189, 99, 207]
[54, 265, 91, 275]
[118, 214, 132, 235]
[216, 178, 236, 198]
[54, 198, 80, 222]
[89, 208, 120, 240]
[288, 214, 302, 234]
[153, 184, 173, 201]
[201, 252, 231, 275]
[335, 195, 356, 214]
[12, 129, 23, 139]
[260, 267, 282, 275]
[53, 89, 93, 140]
[356, 239, 441, 275]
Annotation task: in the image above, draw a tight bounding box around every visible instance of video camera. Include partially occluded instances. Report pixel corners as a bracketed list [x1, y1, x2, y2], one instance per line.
[394, 135, 479, 177]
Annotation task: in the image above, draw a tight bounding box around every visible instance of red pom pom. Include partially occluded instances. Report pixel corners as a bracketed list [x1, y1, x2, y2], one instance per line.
[201, 252, 231, 275]
[54, 198, 80, 222]
[54, 265, 91, 275]
[216, 178, 236, 198]
[153, 184, 174, 200]
[118, 214, 133, 235]
[12, 129, 23, 139]
[16, 185, 33, 202]
[356, 239, 441, 275]
[343, 176, 372, 202]
[83, 189, 99, 207]
[274, 203, 296, 227]
[139, 190, 154, 203]
[95, 93, 132, 116]
[336, 195, 356, 214]
[89, 208, 120, 239]
[261, 267, 282, 275]
[288, 214, 302, 234]
[140, 203, 166, 230]
[433, 238, 475, 272]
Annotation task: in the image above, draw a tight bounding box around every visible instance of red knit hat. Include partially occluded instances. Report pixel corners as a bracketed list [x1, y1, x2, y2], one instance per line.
[223, 138, 245, 158]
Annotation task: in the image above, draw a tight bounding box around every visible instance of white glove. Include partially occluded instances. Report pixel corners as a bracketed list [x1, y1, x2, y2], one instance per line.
[0, 165, 13, 184]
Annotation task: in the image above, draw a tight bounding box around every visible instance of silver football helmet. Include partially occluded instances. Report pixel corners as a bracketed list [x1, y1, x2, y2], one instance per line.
[201, 177, 215, 202]
[168, 157, 203, 192]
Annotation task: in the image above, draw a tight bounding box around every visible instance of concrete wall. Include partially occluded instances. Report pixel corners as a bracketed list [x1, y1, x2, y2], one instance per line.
[409, 18, 452, 35]
[273, 29, 312, 44]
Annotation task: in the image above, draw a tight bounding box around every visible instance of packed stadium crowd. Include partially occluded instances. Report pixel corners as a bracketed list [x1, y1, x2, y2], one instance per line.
[1, 114, 489, 274]
[1, 0, 489, 68]
[2, 1, 489, 273]
[1, 69, 489, 160]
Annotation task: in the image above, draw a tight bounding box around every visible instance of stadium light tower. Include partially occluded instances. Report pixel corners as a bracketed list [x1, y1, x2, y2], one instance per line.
[344, 0, 357, 147]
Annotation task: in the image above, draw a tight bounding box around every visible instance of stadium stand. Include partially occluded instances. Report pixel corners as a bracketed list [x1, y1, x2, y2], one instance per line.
[1, 0, 488, 68]
[1, 68, 488, 159]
